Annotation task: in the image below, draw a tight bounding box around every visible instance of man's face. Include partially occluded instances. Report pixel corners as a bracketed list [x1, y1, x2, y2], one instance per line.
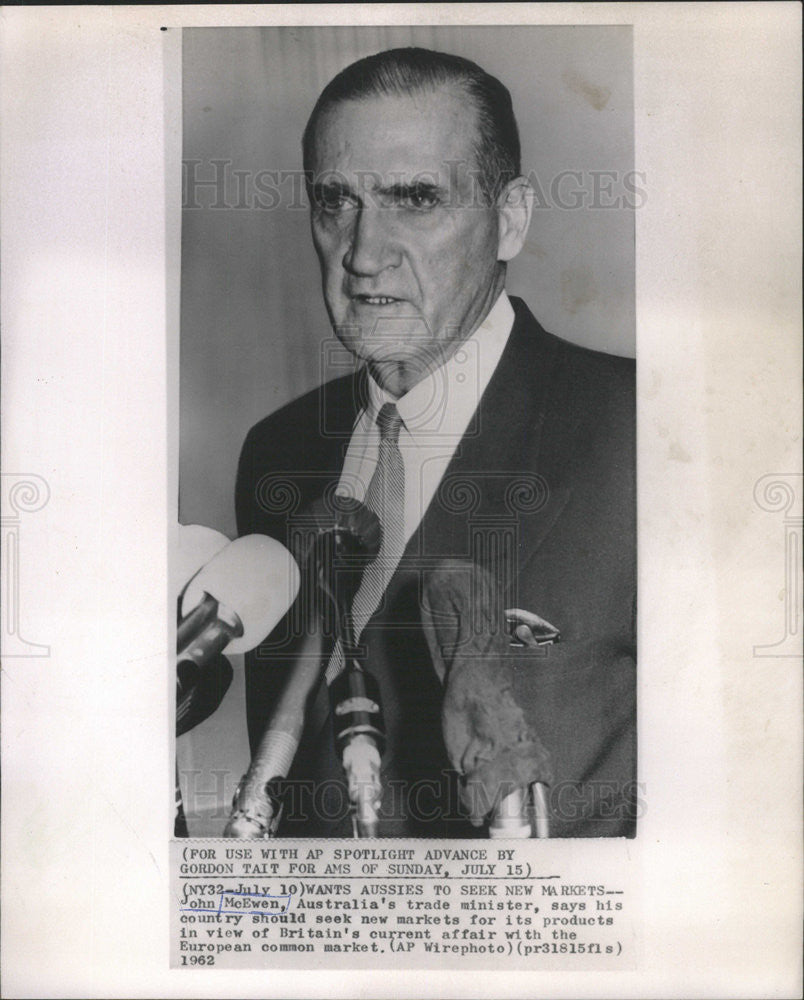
[309, 86, 505, 395]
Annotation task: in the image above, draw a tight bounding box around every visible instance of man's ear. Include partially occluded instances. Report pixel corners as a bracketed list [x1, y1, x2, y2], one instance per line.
[497, 177, 534, 262]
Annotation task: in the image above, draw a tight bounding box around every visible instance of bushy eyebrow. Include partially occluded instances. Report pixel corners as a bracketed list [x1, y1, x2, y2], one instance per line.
[311, 180, 354, 202]
[311, 179, 445, 204]
[379, 180, 443, 200]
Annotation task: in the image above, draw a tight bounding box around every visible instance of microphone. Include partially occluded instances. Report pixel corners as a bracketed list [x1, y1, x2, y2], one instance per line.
[175, 527, 299, 836]
[308, 497, 385, 838]
[296, 494, 382, 652]
[224, 496, 383, 839]
[178, 534, 301, 669]
[177, 524, 230, 589]
[421, 559, 553, 838]
[175, 524, 232, 834]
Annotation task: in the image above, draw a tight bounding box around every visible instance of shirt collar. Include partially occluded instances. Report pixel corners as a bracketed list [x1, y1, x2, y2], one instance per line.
[365, 291, 515, 436]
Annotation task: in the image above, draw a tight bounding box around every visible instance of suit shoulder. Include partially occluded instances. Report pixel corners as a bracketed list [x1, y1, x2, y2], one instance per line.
[557, 337, 635, 410]
[510, 297, 634, 412]
[241, 372, 360, 459]
[510, 296, 633, 379]
[236, 372, 362, 536]
[243, 381, 325, 446]
[535, 322, 634, 385]
[560, 336, 634, 378]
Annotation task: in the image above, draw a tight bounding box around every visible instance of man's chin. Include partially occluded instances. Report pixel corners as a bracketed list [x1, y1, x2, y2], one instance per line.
[332, 321, 450, 389]
[361, 344, 445, 371]
[334, 309, 435, 346]
[367, 352, 451, 397]
[335, 333, 432, 366]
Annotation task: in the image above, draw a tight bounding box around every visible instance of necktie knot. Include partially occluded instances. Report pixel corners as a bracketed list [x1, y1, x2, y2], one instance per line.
[376, 402, 403, 444]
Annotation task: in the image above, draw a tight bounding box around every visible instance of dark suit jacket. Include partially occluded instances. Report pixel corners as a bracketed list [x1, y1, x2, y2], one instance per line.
[236, 296, 636, 838]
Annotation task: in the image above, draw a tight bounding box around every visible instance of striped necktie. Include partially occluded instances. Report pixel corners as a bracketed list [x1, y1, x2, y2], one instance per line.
[326, 402, 405, 682]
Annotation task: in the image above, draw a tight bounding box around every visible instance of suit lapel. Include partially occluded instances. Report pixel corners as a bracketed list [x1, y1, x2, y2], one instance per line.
[403, 297, 574, 588]
[296, 368, 370, 509]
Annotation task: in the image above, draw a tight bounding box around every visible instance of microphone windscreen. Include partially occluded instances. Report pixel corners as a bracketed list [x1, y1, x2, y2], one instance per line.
[181, 534, 301, 653]
[421, 559, 505, 672]
[177, 523, 230, 595]
[421, 558, 553, 824]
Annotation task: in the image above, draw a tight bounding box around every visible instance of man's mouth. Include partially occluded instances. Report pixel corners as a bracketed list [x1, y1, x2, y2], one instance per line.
[352, 294, 402, 306]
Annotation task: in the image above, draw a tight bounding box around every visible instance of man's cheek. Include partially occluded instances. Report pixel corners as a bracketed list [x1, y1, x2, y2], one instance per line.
[424, 252, 464, 294]
[314, 227, 343, 263]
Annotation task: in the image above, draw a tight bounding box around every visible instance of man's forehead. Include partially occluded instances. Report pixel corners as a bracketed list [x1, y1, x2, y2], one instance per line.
[310, 85, 481, 184]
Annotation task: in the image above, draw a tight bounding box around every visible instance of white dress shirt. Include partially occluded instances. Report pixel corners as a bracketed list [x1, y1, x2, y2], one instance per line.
[336, 291, 515, 549]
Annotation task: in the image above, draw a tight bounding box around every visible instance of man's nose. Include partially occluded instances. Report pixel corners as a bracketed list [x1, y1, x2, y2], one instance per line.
[342, 206, 400, 275]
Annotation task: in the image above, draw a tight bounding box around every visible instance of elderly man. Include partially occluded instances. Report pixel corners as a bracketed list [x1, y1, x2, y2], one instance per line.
[235, 47, 636, 838]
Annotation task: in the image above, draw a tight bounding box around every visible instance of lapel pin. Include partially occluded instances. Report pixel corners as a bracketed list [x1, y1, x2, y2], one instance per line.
[505, 607, 561, 647]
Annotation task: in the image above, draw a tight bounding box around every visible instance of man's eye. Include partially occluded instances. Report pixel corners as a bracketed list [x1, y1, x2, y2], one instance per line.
[316, 189, 356, 213]
[411, 189, 439, 209]
[395, 188, 439, 211]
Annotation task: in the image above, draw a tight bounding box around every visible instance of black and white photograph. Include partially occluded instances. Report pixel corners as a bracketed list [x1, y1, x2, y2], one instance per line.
[176, 26, 638, 842]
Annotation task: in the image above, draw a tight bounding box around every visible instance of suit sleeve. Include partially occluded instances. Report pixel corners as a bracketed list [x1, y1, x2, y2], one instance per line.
[235, 424, 258, 538]
[235, 419, 288, 544]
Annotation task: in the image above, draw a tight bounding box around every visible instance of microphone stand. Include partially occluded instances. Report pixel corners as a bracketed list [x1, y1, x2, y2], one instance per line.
[317, 523, 385, 839]
[177, 593, 243, 670]
[488, 784, 550, 838]
[224, 499, 385, 840]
